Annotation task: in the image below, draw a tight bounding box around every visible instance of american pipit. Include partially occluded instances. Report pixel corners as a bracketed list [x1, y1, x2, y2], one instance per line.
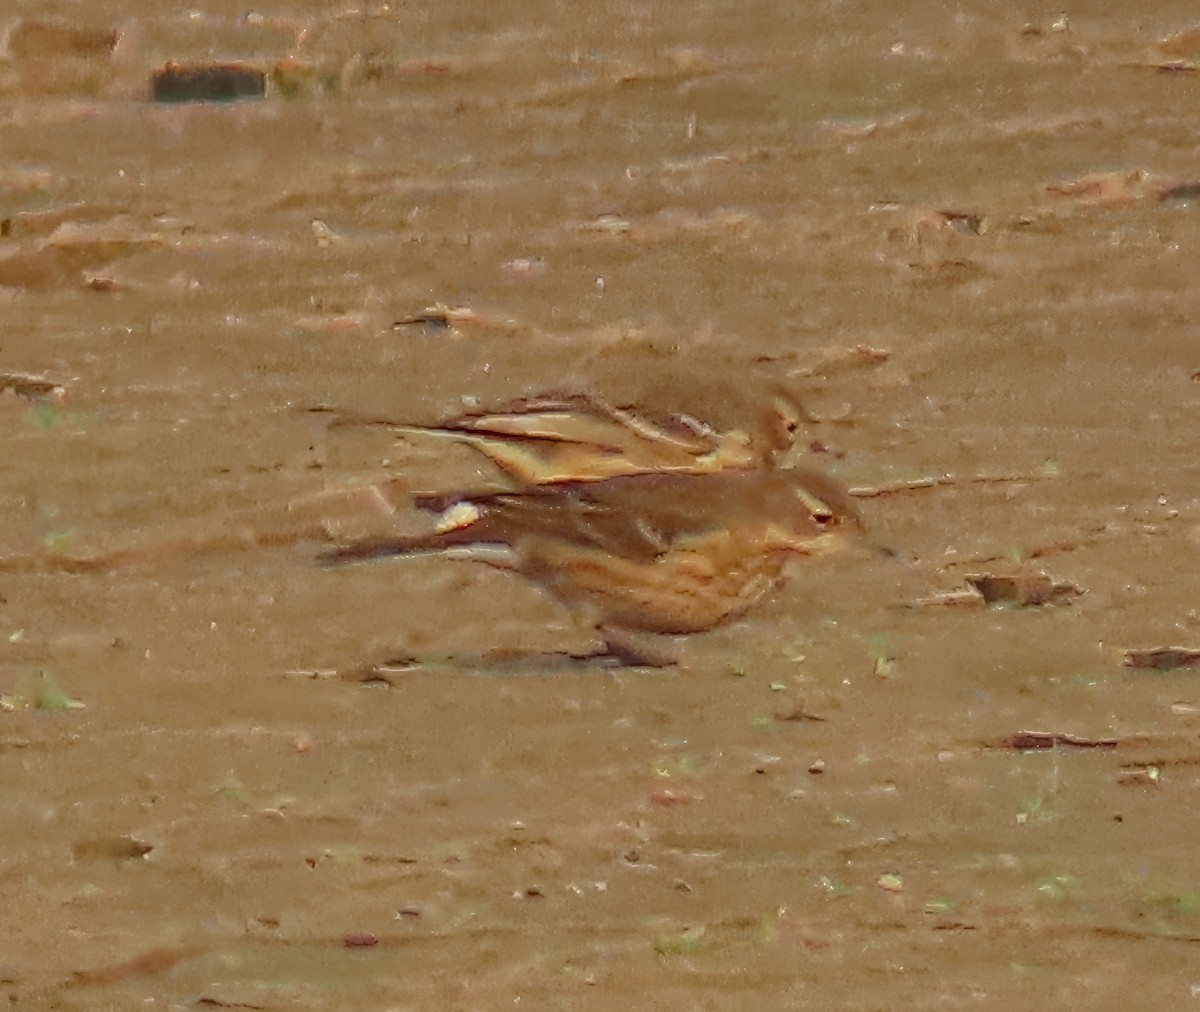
[323, 465, 861, 665]
[316, 390, 808, 486]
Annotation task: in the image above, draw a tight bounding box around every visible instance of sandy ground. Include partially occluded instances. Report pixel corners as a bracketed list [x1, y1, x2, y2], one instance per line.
[4, 2, 1200, 1007]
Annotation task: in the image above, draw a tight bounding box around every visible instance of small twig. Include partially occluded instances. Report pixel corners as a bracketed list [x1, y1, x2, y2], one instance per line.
[939, 521, 1168, 572]
[848, 472, 1055, 499]
[281, 668, 340, 680]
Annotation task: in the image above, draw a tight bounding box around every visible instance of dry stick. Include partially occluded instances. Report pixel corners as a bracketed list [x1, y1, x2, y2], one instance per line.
[849, 470, 1105, 573]
[847, 471, 1056, 499]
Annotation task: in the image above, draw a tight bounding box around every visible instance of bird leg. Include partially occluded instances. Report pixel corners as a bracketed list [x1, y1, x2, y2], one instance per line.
[596, 624, 680, 668]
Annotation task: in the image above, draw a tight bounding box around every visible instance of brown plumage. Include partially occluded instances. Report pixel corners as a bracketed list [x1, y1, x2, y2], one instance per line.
[318, 390, 807, 486]
[323, 466, 860, 662]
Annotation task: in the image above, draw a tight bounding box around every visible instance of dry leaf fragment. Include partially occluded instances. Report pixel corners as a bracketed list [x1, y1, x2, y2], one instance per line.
[965, 573, 1084, 606]
[83, 274, 122, 291]
[580, 213, 632, 234]
[1045, 169, 1178, 206]
[1117, 765, 1161, 786]
[998, 731, 1119, 751]
[392, 305, 494, 330]
[1124, 647, 1200, 671]
[931, 919, 977, 931]
[1159, 182, 1200, 204]
[938, 211, 987, 235]
[152, 62, 266, 102]
[0, 372, 66, 401]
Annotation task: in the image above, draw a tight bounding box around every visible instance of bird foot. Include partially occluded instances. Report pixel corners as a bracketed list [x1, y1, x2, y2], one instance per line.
[597, 626, 680, 669]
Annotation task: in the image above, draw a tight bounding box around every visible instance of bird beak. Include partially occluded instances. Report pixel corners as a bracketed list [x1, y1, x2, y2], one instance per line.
[792, 485, 905, 562]
[793, 486, 856, 532]
[761, 389, 813, 455]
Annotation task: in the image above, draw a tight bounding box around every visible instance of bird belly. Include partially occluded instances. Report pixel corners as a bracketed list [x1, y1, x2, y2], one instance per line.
[524, 530, 787, 635]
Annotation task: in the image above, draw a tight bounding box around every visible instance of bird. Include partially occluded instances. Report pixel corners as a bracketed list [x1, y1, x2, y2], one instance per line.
[322, 465, 863, 667]
[313, 390, 809, 487]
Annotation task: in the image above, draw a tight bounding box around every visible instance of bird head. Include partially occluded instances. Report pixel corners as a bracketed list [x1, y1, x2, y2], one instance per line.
[786, 467, 860, 531]
[785, 468, 907, 563]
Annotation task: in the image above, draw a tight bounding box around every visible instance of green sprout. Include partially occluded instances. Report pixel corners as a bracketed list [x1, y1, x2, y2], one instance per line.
[1, 671, 84, 712]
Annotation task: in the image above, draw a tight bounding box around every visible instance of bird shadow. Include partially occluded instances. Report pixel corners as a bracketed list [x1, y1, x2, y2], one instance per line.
[334, 643, 672, 684]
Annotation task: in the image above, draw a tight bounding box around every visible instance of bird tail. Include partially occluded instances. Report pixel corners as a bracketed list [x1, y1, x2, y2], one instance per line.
[320, 535, 440, 565]
[321, 536, 519, 574]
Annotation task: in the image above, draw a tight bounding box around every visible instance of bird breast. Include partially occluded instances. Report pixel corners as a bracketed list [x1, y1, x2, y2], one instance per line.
[518, 526, 801, 635]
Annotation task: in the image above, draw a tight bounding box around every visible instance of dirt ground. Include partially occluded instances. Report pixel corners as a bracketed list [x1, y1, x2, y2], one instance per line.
[4, 2, 1200, 1008]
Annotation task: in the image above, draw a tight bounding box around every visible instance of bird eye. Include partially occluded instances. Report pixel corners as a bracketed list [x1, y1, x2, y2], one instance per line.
[795, 488, 839, 526]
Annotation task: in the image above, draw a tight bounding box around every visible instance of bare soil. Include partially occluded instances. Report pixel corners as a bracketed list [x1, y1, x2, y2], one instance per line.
[4, 2, 1200, 1007]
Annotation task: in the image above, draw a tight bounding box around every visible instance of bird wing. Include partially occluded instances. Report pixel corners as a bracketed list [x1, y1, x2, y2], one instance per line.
[392, 395, 758, 485]
[459, 470, 831, 562]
